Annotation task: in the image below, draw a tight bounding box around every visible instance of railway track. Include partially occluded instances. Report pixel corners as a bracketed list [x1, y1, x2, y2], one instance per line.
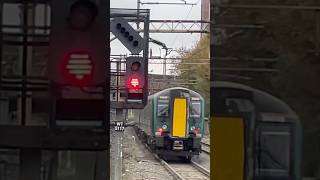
[136, 127, 210, 180]
[142, 141, 210, 180]
[160, 160, 210, 180]
[201, 142, 210, 154]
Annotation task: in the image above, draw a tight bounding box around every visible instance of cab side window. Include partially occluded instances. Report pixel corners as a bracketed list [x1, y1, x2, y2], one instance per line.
[157, 103, 169, 117]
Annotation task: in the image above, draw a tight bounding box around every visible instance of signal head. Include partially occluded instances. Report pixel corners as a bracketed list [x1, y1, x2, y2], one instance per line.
[128, 36, 133, 41]
[68, 0, 98, 30]
[127, 76, 140, 90]
[120, 27, 126, 33]
[62, 50, 94, 86]
[133, 41, 139, 47]
[124, 31, 130, 37]
[131, 61, 141, 71]
[116, 23, 122, 29]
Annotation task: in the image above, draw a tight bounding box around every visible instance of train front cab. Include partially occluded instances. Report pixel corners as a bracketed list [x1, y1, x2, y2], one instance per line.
[211, 82, 302, 180]
[152, 89, 204, 159]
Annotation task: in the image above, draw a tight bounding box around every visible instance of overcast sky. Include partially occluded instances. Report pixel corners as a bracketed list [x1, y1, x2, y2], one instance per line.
[110, 0, 202, 74]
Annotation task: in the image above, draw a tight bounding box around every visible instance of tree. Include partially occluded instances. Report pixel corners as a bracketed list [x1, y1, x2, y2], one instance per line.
[175, 35, 210, 116]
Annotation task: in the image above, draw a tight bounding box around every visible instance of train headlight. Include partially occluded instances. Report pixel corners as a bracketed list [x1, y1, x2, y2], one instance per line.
[155, 128, 163, 136]
[190, 126, 201, 137]
[162, 125, 167, 130]
[194, 127, 199, 137]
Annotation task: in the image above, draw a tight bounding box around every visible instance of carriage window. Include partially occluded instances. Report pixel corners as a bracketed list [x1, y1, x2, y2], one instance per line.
[256, 124, 291, 178]
[157, 104, 169, 117]
[190, 102, 201, 118]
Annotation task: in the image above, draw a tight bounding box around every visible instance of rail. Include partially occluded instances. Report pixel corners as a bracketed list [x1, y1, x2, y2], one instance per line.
[201, 142, 210, 154]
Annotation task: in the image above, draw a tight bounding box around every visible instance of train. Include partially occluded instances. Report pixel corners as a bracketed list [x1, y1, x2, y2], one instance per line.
[211, 81, 302, 180]
[130, 87, 205, 161]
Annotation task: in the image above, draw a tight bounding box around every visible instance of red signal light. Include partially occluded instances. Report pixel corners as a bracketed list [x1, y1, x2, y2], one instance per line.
[62, 50, 94, 86]
[194, 127, 199, 137]
[127, 76, 140, 90]
[130, 78, 139, 88]
[155, 128, 163, 136]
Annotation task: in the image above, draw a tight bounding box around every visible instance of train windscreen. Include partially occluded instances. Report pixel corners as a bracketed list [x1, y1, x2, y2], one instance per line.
[190, 102, 201, 118]
[157, 103, 169, 117]
[256, 124, 291, 177]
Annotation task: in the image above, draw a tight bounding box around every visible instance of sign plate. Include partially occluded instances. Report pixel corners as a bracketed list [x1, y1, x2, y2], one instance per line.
[114, 121, 125, 131]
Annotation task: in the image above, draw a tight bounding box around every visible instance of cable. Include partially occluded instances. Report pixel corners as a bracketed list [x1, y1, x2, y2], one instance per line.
[170, 3, 196, 47]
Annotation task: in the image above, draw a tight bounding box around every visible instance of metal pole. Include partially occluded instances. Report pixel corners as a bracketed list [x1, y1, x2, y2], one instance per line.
[143, 11, 150, 103]
[0, 2, 3, 90]
[66, 151, 71, 169]
[316, 11, 320, 55]
[48, 151, 58, 180]
[163, 49, 168, 80]
[116, 58, 121, 102]
[137, 0, 140, 29]
[119, 133, 123, 180]
[20, 149, 41, 180]
[115, 134, 120, 180]
[19, 4, 42, 180]
[114, 109, 123, 180]
[21, 0, 28, 126]
[149, 75, 152, 94]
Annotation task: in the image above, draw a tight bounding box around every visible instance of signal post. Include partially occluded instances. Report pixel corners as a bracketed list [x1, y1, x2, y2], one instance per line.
[125, 56, 146, 104]
[110, 10, 150, 110]
[109, 9, 150, 179]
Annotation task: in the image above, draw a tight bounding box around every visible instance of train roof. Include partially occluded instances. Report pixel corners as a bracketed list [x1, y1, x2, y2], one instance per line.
[149, 87, 204, 100]
[212, 81, 299, 120]
[213, 81, 257, 91]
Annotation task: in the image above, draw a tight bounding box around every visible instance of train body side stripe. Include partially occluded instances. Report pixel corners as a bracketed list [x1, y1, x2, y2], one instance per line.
[172, 98, 187, 137]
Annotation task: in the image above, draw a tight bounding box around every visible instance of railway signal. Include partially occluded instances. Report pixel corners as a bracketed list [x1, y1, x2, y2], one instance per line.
[110, 17, 144, 54]
[49, 0, 107, 86]
[125, 56, 146, 104]
[48, 0, 108, 128]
